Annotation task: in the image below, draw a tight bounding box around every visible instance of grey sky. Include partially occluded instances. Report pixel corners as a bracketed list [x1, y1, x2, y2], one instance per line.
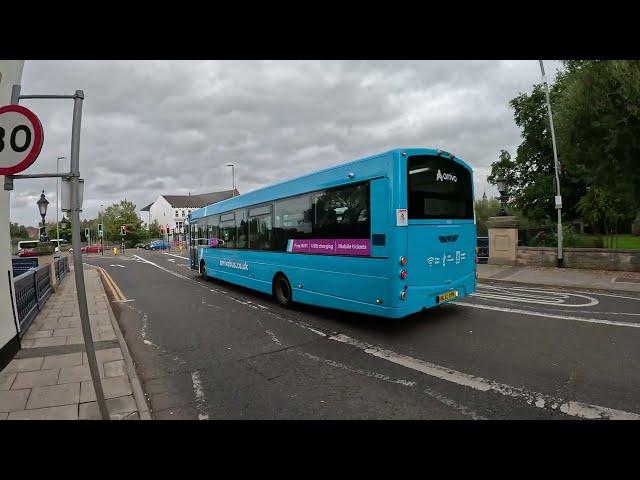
[9, 60, 562, 226]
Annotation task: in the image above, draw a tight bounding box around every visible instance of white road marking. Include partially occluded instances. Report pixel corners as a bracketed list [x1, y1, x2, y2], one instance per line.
[299, 351, 417, 387]
[454, 301, 640, 329]
[265, 330, 282, 346]
[327, 333, 640, 420]
[112, 299, 136, 303]
[163, 252, 189, 260]
[109, 264, 126, 268]
[190, 371, 209, 420]
[167, 259, 176, 263]
[133, 254, 190, 280]
[473, 284, 599, 307]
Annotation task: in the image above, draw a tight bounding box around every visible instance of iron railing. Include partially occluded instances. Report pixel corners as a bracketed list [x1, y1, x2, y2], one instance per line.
[12, 257, 69, 336]
[11, 258, 38, 277]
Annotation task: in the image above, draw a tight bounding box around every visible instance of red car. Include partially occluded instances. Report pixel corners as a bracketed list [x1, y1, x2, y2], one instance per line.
[17, 248, 38, 257]
[81, 245, 103, 254]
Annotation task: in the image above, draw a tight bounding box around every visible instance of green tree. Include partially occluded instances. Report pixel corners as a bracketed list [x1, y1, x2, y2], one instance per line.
[474, 197, 502, 236]
[147, 219, 161, 239]
[10, 223, 30, 239]
[555, 60, 640, 234]
[102, 199, 146, 247]
[488, 70, 586, 224]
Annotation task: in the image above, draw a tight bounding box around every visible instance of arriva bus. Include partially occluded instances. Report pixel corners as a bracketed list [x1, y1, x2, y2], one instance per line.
[188, 148, 476, 319]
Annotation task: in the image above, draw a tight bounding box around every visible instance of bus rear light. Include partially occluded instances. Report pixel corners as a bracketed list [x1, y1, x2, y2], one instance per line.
[400, 269, 407, 280]
[399, 256, 407, 266]
[400, 290, 407, 301]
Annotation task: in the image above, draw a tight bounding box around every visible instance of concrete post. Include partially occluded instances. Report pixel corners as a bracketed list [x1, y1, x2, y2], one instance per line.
[487, 216, 520, 266]
[0, 60, 25, 369]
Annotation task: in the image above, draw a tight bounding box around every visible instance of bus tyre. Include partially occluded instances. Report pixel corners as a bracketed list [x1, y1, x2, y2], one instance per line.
[273, 274, 293, 307]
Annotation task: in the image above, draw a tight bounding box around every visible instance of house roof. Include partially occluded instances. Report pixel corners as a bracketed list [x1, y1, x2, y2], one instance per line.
[143, 189, 239, 210]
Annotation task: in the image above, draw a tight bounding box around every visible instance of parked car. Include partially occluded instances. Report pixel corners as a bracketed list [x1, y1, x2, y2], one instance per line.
[17, 248, 38, 257]
[148, 240, 169, 251]
[81, 244, 103, 254]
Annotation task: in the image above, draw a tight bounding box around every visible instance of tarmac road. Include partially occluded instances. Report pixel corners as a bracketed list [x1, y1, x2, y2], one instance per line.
[83, 250, 640, 420]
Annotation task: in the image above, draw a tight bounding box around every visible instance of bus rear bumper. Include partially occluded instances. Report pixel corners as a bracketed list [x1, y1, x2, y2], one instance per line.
[396, 270, 477, 318]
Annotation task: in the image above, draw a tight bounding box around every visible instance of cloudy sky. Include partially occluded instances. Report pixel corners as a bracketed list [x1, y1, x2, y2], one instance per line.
[9, 60, 562, 226]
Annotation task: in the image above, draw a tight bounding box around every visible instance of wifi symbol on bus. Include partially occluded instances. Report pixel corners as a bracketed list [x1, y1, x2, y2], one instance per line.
[427, 257, 435, 266]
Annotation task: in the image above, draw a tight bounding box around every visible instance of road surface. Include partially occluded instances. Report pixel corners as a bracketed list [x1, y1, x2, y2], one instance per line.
[83, 250, 640, 420]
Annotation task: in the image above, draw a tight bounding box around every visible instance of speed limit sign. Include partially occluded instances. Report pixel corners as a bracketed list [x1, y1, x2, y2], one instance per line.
[0, 104, 44, 175]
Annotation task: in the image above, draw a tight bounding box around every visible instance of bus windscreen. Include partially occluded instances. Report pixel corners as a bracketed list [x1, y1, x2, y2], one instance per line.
[407, 155, 473, 220]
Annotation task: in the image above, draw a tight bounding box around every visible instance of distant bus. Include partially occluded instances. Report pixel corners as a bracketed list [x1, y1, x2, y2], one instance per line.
[17, 240, 39, 250]
[188, 148, 476, 319]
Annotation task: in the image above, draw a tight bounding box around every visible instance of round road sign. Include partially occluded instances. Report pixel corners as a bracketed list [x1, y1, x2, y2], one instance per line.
[0, 104, 45, 175]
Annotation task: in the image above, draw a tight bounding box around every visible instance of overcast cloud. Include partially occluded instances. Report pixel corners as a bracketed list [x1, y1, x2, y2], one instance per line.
[9, 60, 562, 226]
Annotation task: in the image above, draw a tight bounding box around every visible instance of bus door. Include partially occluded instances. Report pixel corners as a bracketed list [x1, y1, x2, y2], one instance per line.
[189, 223, 198, 270]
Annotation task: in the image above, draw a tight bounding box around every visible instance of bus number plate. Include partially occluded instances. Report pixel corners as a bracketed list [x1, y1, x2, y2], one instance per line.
[437, 290, 458, 303]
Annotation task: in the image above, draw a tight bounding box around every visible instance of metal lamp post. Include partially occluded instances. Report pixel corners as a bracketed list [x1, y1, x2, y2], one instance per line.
[56, 156, 65, 244]
[539, 60, 563, 267]
[37, 190, 49, 241]
[495, 175, 509, 216]
[226, 163, 235, 196]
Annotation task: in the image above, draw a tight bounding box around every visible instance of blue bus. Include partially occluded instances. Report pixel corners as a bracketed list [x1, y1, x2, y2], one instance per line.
[188, 148, 476, 319]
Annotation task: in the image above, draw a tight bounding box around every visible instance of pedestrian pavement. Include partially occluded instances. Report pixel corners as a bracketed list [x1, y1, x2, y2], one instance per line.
[0, 260, 150, 420]
[477, 264, 640, 293]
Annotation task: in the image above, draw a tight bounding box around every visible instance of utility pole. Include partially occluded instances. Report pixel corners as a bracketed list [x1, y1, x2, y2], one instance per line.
[56, 157, 65, 246]
[539, 60, 563, 267]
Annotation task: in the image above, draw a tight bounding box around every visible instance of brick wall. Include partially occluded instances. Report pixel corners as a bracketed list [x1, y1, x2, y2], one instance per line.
[516, 247, 640, 272]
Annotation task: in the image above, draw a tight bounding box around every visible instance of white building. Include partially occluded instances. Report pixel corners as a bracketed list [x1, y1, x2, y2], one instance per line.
[140, 189, 238, 236]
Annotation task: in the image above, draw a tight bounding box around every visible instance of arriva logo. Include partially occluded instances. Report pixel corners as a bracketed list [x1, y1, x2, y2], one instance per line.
[436, 169, 457, 182]
[219, 259, 249, 271]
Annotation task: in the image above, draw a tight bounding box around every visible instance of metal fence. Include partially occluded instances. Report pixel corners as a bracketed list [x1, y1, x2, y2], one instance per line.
[12, 258, 38, 277]
[12, 257, 69, 336]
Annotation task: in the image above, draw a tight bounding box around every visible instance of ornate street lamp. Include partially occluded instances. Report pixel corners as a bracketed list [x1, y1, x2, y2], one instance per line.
[37, 190, 49, 240]
[495, 175, 509, 216]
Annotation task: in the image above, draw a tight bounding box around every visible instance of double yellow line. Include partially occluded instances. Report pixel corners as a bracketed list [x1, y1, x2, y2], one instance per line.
[98, 267, 127, 302]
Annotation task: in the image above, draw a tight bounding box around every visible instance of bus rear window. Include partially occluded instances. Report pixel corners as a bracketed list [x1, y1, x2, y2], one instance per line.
[407, 155, 473, 220]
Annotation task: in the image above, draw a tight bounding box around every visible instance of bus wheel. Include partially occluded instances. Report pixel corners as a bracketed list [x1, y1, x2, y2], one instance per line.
[200, 261, 207, 280]
[273, 274, 292, 307]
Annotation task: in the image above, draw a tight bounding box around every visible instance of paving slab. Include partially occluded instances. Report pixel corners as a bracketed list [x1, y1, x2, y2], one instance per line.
[52, 327, 82, 337]
[26, 383, 80, 409]
[0, 373, 17, 391]
[11, 369, 60, 390]
[26, 337, 69, 349]
[104, 360, 126, 378]
[0, 412, 7, 420]
[79, 395, 137, 420]
[22, 330, 54, 340]
[7, 404, 78, 420]
[3, 357, 44, 373]
[83, 347, 123, 365]
[58, 363, 105, 384]
[80, 376, 132, 403]
[0, 389, 30, 411]
[41, 352, 83, 370]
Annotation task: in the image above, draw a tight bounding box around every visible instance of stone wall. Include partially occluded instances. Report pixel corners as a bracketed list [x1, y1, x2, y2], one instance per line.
[516, 247, 640, 272]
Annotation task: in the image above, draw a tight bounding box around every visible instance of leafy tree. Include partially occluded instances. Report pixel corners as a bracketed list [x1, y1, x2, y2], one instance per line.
[555, 60, 640, 234]
[10, 223, 30, 239]
[102, 199, 146, 247]
[488, 74, 587, 224]
[147, 219, 161, 239]
[474, 197, 502, 236]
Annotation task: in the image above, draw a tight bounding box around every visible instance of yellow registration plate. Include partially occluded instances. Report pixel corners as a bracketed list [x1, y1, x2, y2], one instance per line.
[437, 290, 458, 303]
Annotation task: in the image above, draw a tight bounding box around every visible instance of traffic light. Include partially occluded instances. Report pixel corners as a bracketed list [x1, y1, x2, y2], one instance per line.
[85, 227, 90, 238]
[120, 225, 127, 236]
[98, 223, 103, 237]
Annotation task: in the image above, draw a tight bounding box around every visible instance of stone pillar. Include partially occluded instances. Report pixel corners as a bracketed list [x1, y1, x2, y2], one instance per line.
[487, 216, 520, 266]
[38, 255, 58, 293]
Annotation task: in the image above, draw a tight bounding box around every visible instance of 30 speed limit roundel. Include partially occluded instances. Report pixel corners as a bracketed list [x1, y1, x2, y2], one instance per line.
[0, 104, 45, 175]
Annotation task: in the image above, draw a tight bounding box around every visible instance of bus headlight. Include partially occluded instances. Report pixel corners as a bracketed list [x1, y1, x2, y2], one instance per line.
[399, 256, 407, 266]
[400, 290, 407, 301]
[400, 269, 407, 280]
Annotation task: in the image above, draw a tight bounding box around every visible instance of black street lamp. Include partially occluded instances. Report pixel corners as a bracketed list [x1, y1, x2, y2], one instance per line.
[495, 175, 510, 216]
[37, 190, 49, 241]
[60, 217, 68, 230]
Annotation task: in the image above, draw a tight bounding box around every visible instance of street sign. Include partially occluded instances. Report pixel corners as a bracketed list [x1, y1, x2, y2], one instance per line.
[0, 104, 45, 175]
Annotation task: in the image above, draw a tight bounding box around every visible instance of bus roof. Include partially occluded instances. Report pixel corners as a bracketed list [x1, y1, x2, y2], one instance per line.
[190, 148, 471, 220]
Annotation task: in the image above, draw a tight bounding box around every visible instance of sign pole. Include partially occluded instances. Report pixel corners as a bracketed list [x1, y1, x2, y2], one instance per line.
[68, 91, 110, 420]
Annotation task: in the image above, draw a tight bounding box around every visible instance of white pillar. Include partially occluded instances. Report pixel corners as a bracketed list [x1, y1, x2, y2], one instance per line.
[0, 60, 25, 367]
